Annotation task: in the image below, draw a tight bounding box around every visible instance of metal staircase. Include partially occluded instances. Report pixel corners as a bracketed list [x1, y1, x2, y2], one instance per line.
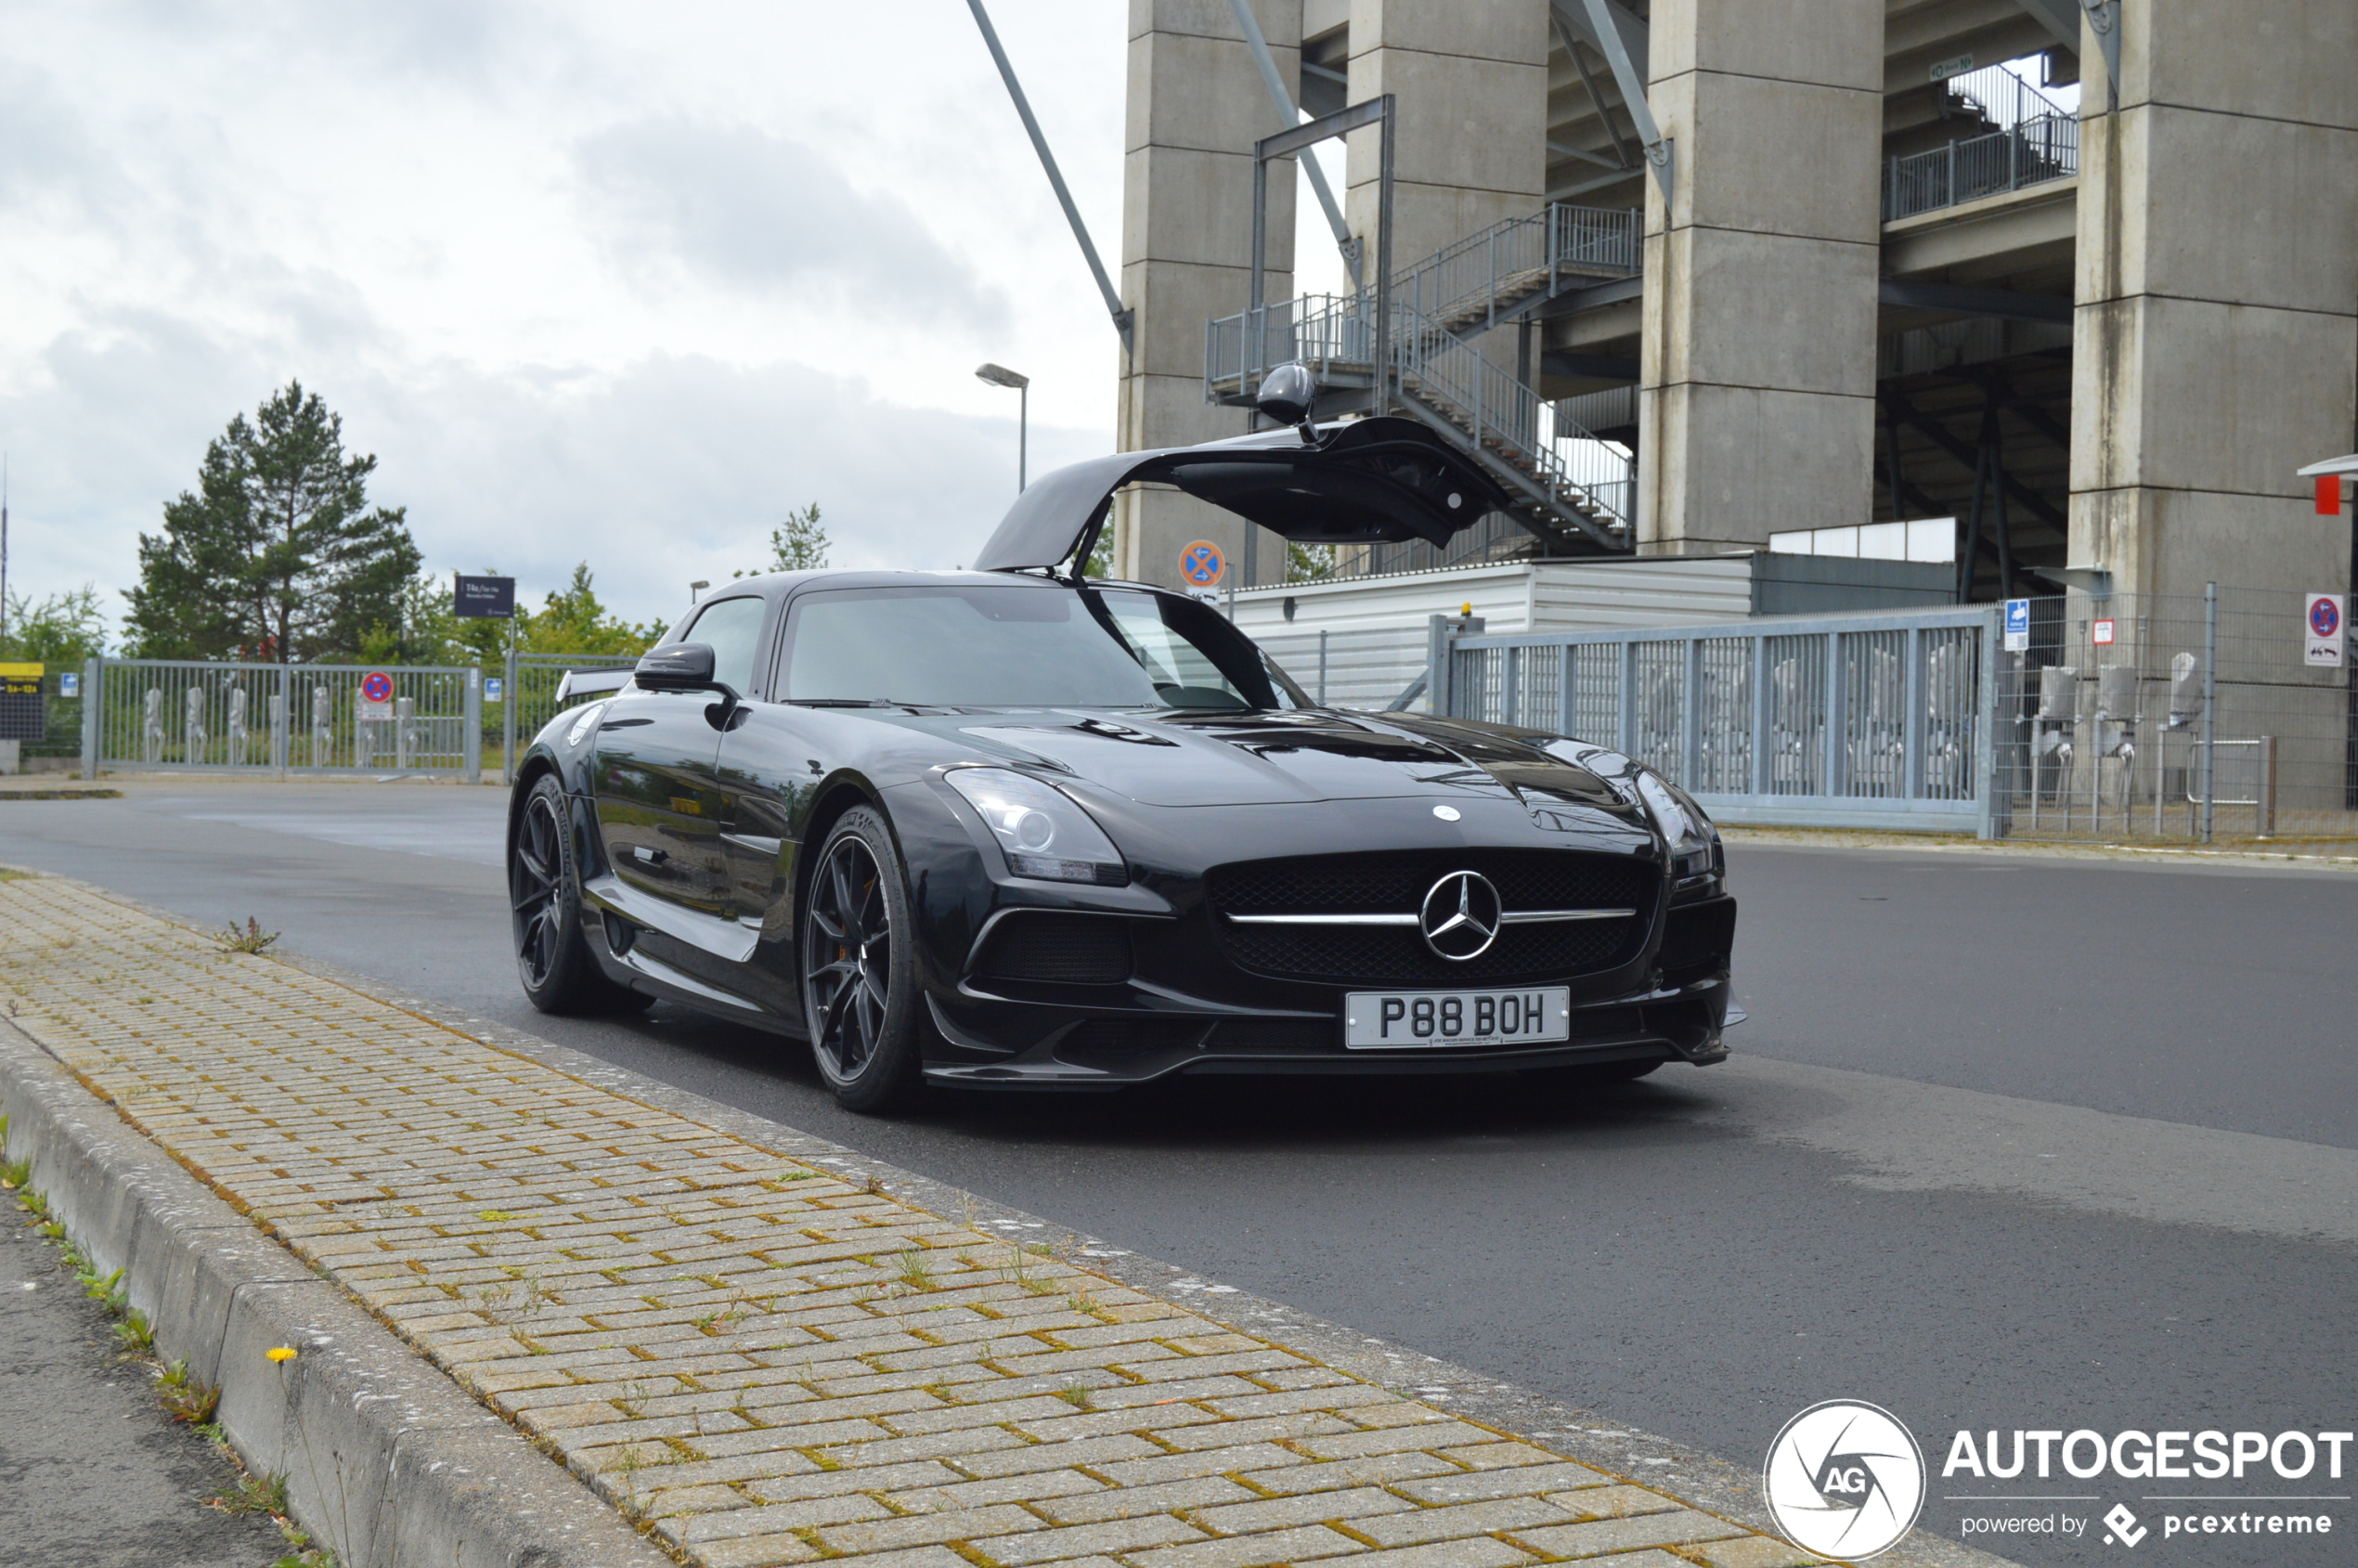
[1205, 202, 1640, 551]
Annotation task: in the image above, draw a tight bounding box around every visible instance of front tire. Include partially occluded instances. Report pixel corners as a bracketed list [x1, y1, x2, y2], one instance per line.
[510, 774, 651, 1016]
[801, 806, 923, 1113]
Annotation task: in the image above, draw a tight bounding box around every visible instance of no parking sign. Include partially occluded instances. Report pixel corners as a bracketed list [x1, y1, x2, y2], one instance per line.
[359, 669, 395, 716]
[2304, 593, 2346, 667]
[1178, 539, 1225, 587]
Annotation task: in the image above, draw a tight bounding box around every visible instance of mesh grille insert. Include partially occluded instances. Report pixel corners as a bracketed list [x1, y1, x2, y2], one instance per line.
[975, 914, 1133, 985]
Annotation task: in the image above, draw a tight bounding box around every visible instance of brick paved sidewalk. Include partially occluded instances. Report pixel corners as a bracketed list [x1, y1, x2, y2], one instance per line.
[0, 874, 1821, 1568]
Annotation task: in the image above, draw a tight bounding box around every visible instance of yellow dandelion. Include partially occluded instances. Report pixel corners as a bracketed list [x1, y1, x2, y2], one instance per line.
[266, 1345, 297, 1363]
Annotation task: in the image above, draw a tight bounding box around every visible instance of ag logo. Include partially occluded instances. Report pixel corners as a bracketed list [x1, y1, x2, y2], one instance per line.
[1763, 1399, 1925, 1559]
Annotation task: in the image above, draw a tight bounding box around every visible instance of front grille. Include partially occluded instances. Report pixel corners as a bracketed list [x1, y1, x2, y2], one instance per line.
[1206, 850, 1655, 985]
[974, 914, 1132, 985]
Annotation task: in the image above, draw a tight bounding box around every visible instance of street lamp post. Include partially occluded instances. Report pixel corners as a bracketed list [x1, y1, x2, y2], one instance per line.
[690, 579, 710, 604]
[975, 363, 1030, 491]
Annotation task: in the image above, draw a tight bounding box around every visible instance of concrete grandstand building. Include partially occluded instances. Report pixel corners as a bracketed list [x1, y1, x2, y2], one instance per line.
[1105, 0, 2357, 613]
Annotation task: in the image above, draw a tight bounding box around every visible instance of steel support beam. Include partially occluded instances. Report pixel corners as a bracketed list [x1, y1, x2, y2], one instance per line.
[1558, 0, 1672, 201]
[1226, 0, 1362, 287]
[1877, 278, 2072, 325]
[965, 0, 1132, 350]
[1883, 391, 2066, 533]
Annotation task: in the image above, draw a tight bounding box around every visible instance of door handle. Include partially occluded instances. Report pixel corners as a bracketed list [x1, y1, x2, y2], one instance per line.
[633, 846, 669, 864]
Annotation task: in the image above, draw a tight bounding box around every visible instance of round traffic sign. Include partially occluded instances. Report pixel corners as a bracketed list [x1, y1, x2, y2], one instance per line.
[360, 670, 395, 704]
[2312, 597, 2342, 640]
[1179, 539, 1225, 587]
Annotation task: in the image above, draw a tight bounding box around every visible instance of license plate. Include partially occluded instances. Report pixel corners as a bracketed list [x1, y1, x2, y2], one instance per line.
[1342, 987, 1572, 1049]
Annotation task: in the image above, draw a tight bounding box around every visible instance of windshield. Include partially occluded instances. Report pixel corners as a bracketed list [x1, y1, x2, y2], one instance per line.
[779, 582, 1306, 710]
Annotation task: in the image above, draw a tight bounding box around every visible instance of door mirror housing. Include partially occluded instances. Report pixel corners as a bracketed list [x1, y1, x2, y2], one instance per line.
[635, 642, 719, 692]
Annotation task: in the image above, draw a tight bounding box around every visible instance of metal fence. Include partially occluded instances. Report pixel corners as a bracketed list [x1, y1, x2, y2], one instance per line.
[78, 658, 483, 779]
[1394, 202, 1639, 334]
[1258, 626, 1434, 714]
[1884, 112, 2079, 221]
[1436, 607, 2002, 834]
[1991, 588, 2356, 843]
[499, 651, 638, 781]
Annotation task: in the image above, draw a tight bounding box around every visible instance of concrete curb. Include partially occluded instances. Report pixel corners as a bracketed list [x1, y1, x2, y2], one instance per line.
[0, 1023, 675, 1568]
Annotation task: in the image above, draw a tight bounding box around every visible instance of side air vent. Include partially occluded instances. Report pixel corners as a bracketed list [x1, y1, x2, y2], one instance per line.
[974, 914, 1133, 986]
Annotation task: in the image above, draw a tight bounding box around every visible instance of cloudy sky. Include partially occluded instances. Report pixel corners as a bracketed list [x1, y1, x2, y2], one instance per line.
[0, 1, 1197, 633]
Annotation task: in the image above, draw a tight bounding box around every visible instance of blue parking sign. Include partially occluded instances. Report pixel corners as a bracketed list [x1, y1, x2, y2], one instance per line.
[2003, 598, 2031, 651]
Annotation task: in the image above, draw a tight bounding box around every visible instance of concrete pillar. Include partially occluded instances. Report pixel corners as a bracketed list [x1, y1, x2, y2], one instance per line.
[2068, 0, 2358, 603]
[1636, 0, 1885, 554]
[1341, 2, 1550, 290]
[1114, 0, 1302, 590]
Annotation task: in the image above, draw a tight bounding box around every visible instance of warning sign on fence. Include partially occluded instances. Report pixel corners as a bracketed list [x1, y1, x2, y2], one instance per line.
[359, 669, 395, 716]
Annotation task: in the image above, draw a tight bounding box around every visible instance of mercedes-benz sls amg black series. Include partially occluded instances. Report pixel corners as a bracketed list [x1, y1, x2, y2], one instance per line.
[507, 403, 1736, 1111]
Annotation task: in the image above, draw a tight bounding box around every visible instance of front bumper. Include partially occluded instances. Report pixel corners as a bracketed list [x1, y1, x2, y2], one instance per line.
[921, 974, 1731, 1089]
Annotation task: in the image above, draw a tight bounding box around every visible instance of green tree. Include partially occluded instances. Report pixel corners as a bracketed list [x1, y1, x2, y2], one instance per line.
[523, 563, 663, 654]
[0, 585, 110, 666]
[1286, 540, 1337, 583]
[733, 502, 827, 578]
[125, 382, 421, 661]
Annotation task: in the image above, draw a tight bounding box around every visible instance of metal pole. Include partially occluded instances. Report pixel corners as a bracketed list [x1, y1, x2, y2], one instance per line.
[79, 657, 100, 780]
[2200, 581, 2217, 844]
[964, 0, 1132, 350]
[463, 668, 483, 785]
[502, 647, 517, 786]
[1375, 97, 1394, 418]
[1017, 382, 1028, 492]
[1318, 628, 1328, 706]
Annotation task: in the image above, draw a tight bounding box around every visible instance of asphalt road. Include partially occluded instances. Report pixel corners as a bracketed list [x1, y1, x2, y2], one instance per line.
[0, 1195, 287, 1566]
[3, 779, 2352, 1567]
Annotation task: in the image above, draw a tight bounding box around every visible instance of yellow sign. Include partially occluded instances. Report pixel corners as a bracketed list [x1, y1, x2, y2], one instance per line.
[0, 663, 43, 697]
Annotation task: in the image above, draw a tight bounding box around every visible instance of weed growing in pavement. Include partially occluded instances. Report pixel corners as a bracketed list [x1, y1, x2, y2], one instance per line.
[613, 1379, 651, 1419]
[472, 1268, 551, 1325]
[157, 1357, 223, 1424]
[217, 917, 281, 955]
[896, 1250, 936, 1291]
[210, 1468, 292, 1517]
[1068, 1289, 1103, 1316]
[862, 1173, 888, 1197]
[1055, 1383, 1094, 1410]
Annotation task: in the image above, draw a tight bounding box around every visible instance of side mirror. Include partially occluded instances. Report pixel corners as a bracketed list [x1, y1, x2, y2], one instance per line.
[1255, 361, 1318, 441]
[634, 642, 718, 692]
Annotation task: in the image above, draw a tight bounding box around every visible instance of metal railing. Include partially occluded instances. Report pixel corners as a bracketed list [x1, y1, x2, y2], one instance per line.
[1885, 112, 2079, 221]
[499, 651, 639, 782]
[1392, 303, 1635, 531]
[1206, 203, 1639, 396]
[1940, 60, 2072, 131]
[1393, 203, 1640, 335]
[77, 658, 482, 779]
[1434, 607, 2002, 834]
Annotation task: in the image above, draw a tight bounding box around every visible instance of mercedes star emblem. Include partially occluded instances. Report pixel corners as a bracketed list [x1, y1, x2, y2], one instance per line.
[1419, 870, 1502, 961]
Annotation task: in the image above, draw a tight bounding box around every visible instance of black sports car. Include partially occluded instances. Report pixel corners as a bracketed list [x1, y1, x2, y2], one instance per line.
[507, 405, 1735, 1111]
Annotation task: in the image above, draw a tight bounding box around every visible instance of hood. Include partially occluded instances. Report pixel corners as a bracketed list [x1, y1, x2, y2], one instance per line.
[882, 707, 1645, 827]
[971, 416, 1517, 574]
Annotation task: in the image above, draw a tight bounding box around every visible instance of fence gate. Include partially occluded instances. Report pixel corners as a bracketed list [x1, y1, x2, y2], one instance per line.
[79, 659, 483, 780]
[1436, 606, 2002, 836]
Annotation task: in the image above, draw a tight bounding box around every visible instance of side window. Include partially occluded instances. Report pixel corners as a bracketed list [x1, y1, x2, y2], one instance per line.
[683, 596, 770, 694]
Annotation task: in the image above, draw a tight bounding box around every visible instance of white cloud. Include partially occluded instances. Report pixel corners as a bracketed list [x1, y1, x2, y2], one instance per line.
[0, 0, 1130, 634]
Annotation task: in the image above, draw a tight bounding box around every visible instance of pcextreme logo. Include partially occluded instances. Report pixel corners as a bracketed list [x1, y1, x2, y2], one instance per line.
[1764, 1399, 1927, 1559]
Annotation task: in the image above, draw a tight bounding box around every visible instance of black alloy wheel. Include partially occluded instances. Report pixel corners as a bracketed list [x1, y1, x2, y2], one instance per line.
[801, 806, 922, 1112]
[510, 773, 652, 1016]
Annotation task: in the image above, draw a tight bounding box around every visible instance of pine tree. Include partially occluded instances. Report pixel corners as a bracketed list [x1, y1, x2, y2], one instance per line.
[734, 502, 827, 578]
[125, 382, 421, 661]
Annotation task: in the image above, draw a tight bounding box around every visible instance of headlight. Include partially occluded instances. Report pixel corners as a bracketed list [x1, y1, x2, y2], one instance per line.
[944, 768, 1129, 886]
[1635, 771, 1720, 882]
